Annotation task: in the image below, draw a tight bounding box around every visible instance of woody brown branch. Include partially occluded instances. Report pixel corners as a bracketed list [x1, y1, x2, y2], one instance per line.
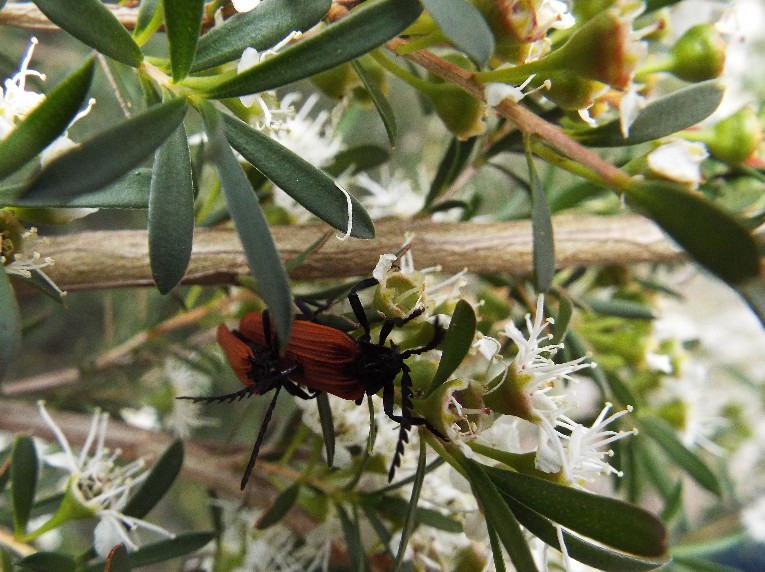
[34, 216, 683, 292]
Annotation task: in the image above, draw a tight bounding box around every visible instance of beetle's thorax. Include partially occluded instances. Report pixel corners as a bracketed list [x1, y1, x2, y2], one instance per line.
[350, 338, 404, 395]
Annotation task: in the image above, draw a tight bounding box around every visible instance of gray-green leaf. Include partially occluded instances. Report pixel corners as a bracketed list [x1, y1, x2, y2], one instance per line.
[351, 58, 397, 146]
[572, 80, 724, 147]
[427, 300, 475, 394]
[164, 0, 204, 81]
[31, 0, 143, 67]
[23, 99, 187, 200]
[123, 440, 184, 519]
[11, 435, 38, 536]
[0, 57, 95, 179]
[0, 265, 21, 379]
[191, 0, 331, 72]
[222, 114, 374, 238]
[149, 124, 194, 294]
[420, 0, 494, 68]
[200, 102, 293, 344]
[200, 0, 423, 99]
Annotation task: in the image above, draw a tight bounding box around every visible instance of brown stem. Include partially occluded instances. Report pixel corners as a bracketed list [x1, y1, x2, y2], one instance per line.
[29, 217, 682, 292]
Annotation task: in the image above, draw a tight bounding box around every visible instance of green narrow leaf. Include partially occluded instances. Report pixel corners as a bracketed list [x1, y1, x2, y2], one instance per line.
[323, 145, 389, 177]
[133, 0, 163, 46]
[425, 136, 477, 209]
[0, 57, 95, 179]
[123, 440, 184, 519]
[427, 300, 476, 394]
[163, 0, 204, 81]
[316, 392, 336, 468]
[337, 504, 368, 572]
[16, 552, 77, 572]
[362, 505, 395, 559]
[256, 483, 301, 529]
[484, 465, 668, 557]
[351, 58, 397, 146]
[572, 80, 725, 147]
[639, 416, 722, 496]
[222, 113, 374, 239]
[526, 138, 555, 292]
[375, 495, 463, 533]
[392, 439, 428, 572]
[1, 169, 151, 209]
[23, 99, 188, 201]
[581, 296, 656, 320]
[549, 296, 572, 345]
[671, 555, 745, 572]
[200, 102, 293, 345]
[149, 124, 194, 294]
[504, 495, 669, 571]
[460, 458, 539, 572]
[191, 0, 331, 72]
[111, 532, 213, 569]
[199, 0, 423, 99]
[486, 522, 507, 572]
[420, 0, 494, 67]
[625, 180, 760, 286]
[11, 435, 38, 536]
[103, 544, 131, 572]
[0, 265, 21, 380]
[31, 0, 143, 67]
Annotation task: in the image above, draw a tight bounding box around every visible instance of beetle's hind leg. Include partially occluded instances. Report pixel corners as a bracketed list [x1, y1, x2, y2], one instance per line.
[176, 386, 259, 404]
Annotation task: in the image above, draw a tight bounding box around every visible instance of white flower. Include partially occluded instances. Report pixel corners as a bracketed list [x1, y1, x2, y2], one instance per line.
[161, 356, 218, 438]
[0, 37, 45, 139]
[537, 403, 636, 487]
[2, 227, 65, 297]
[619, 85, 646, 137]
[485, 75, 550, 106]
[742, 496, 765, 543]
[647, 138, 709, 189]
[497, 295, 593, 423]
[353, 167, 426, 219]
[35, 402, 174, 557]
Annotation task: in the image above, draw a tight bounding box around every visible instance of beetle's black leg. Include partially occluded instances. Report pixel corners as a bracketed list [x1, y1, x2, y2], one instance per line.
[241, 385, 282, 490]
[176, 386, 258, 404]
[384, 364, 416, 482]
[401, 317, 445, 359]
[348, 287, 372, 340]
[282, 378, 320, 400]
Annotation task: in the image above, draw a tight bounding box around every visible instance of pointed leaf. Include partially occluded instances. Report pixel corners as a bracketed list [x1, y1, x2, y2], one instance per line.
[639, 416, 722, 496]
[526, 141, 555, 292]
[337, 504, 367, 572]
[484, 465, 668, 557]
[256, 483, 301, 529]
[324, 145, 389, 177]
[549, 296, 572, 345]
[200, 0, 423, 99]
[0, 57, 95, 179]
[581, 296, 656, 320]
[123, 440, 184, 519]
[460, 458, 539, 571]
[16, 552, 76, 572]
[31, 0, 142, 67]
[316, 392, 336, 467]
[420, 0, 494, 67]
[392, 439, 427, 572]
[117, 532, 213, 569]
[425, 136, 477, 209]
[133, 0, 163, 46]
[351, 59, 397, 146]
[164, 0, 204, 81]
[573, 80, 725, 147]
[103, 544, 131, 572]
[191, 0, 331, 72]
[200, 103, 293, 344]
[1, 169, 151, 209]
[0, 265, 21, 380]
[222, 113, 374, 238]
[737, 279, 765, 330]
[11, 435, 38, 536]
[625, 180, 760, 286]
[427, 300, 476, 394]
[504, 495, 669, 571]
[149, 124, 194, 294]
[23, 99, 187, 201]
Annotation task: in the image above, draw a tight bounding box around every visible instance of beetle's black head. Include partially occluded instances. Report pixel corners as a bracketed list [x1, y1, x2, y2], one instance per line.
[352, 338, 404, 395]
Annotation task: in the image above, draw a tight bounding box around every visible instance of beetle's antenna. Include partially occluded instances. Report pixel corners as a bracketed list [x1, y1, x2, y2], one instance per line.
[177, 386, 255, 404]
[241, 385, 282, 490]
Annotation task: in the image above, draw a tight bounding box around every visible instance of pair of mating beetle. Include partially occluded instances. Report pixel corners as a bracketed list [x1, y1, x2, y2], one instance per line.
[180, 278, 446, 490]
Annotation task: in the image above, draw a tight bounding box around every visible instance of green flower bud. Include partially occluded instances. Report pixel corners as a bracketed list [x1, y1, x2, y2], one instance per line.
[373, 271, 425, 320]
[702, 106, 762, 164]
[452, 542, 490, 571]
[24, 476, 98, 541]
[0, 209, 24, 263]
[534, 70, 608, 110]
[668, 24, 726, 82]
[311, 63, 360, 100]
[416, 378, 470, 438]
[482, 366, 536, 421]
